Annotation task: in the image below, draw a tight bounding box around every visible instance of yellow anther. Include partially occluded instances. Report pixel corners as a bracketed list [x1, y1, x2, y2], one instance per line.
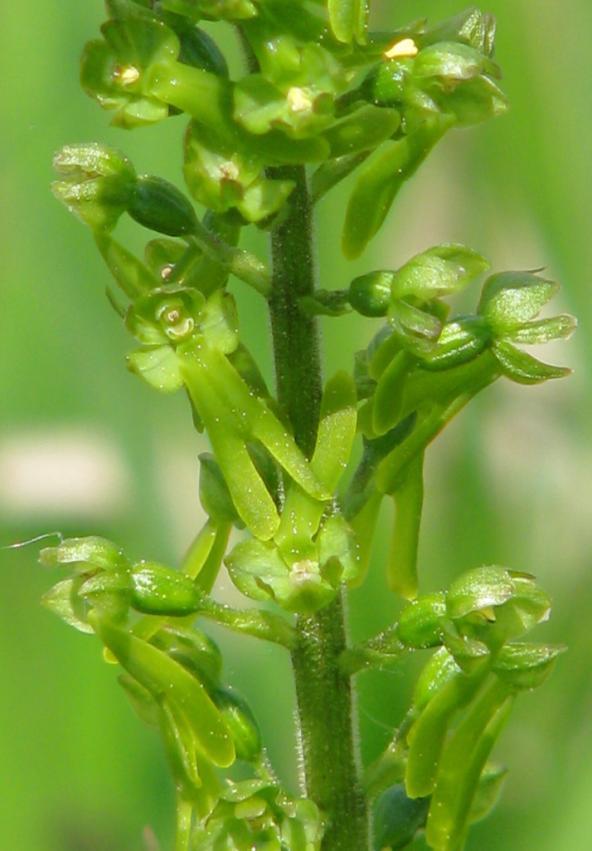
[114, 65, 141, 86]
[384, 38, 418, 60]
[287, 86, 313, 113]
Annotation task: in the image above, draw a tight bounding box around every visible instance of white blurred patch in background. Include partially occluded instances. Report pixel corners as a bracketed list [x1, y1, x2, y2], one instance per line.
[0, 428, 131, 519]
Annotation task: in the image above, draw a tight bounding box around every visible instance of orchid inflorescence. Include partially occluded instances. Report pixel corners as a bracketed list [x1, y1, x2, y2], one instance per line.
[47, 3, 574, 849]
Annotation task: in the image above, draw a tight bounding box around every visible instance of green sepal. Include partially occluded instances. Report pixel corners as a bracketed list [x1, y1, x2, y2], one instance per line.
[390, 244, 489, 301]
[130, 561, 202, 615]
[41, 577, 95, 634]
[397, 592, 447, 649]
[95, 232, 159, 298]
[504, 314, 577, 345]
[328, 0, 369, 45]
[128, 175, 198, 236]
[425, 679, 513, 850]
[435, 73, 507, 126]
[492, 642, 565, 691]
[492, 340, 571, 385]
[213, 687, 262, 762]
[447, 568, 552, 647]
[373, 784, 429, 851]
[446, 566, 516, 621]
[80, 19, 180, 128]
[421, 8, 497, 56]
[413, 41, 500, 84]
[127, 344, 184, 392]
[39, 535, 128, 572]
[52, 143, 136, 231]
[91, 615, 235, 767]
[342, 120, 448, 258]
[478, 271, 559, 330]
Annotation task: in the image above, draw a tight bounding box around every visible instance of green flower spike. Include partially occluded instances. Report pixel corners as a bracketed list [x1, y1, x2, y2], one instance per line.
[52, 143, 136, 230]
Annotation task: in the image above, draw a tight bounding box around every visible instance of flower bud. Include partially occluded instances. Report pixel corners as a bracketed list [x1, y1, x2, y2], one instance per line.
[213, 687, 262, 762]
[373, 784, 429, 850]
[128, 175, 198, 236]
[349, 270, 392, 317]
[52, 143, 136, 231]
[397, 592, 447, 649]
[130, 561, 202, 615]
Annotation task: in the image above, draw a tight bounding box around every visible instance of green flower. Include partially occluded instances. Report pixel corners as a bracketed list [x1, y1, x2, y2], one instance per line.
[81, 18, 180, 127]
[52, 143, 136, 230]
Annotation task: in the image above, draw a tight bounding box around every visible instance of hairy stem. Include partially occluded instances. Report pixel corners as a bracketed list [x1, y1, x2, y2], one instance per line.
[268, 165, 369, 849]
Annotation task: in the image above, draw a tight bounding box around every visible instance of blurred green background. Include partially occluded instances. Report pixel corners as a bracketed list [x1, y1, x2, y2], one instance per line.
[1, 1, 590, 849]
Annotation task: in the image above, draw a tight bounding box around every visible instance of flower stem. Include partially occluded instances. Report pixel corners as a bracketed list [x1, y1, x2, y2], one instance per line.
[268, 165, 369, 850]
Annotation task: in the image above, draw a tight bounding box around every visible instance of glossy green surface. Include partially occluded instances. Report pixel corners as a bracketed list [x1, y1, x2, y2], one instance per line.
[1, 1, 590, 848]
